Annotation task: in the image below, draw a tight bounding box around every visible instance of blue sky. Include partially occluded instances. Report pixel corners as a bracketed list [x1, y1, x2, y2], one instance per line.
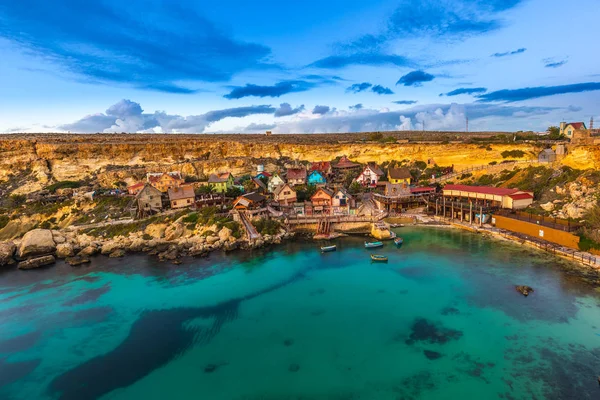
[0, 0, 598, 133]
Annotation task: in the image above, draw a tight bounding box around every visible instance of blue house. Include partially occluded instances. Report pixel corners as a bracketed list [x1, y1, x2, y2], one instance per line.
[307, 170, 326, 185]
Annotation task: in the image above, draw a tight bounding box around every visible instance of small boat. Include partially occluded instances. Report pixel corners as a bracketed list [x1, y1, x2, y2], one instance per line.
[389, 231, 397, 239]
[371, 254, 388, 262]
[320, 245, 337, 252]
[364, 241, 384, 249]
[394, 237, 404, 246]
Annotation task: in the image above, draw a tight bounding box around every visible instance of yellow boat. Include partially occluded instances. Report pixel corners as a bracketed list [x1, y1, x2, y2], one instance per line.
[370, 254, 388, 262]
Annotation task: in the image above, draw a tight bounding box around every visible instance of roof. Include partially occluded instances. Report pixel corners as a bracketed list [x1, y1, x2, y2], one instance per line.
[388, 167, 412, 180]
[333, 156, 360, 169]
[168, 185, 195, 201]
[147, 172, 183, 183]
[309, 161, 331, 173]
[366, 162, 384, 176]
[308, 169, 324, 177]
[218, 172, 232, 180]
[287, 167, 307, 180]
[256, 171, 272, 178]
[410, 186, 436, 193]
[443, 184, 523, 196]
[311, 188, 333, 200]
[273, 183, 295, 196]
[251, 177, 267, 190]
[137, 184, 162, 197]
[566, 122, 586, 130]
[208, 173, 227, 183]
[241, 192, 266, 203]
[509, 193, 534, 200]
[127, 182, 145, 190]
[335, 187, 352, 198]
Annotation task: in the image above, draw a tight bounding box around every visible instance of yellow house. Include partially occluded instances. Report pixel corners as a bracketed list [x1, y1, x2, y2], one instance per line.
[387, 167, 412, 185]
[560, 121, 586, 140]
[207, 172, 234, 193]
[147, 172, 184, 193]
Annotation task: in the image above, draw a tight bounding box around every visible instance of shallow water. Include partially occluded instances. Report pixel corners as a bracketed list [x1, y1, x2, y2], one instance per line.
[1, 227, 600, 399]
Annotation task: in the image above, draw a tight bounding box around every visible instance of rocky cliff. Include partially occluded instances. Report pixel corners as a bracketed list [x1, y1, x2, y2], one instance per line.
[1, 134, 596, 194]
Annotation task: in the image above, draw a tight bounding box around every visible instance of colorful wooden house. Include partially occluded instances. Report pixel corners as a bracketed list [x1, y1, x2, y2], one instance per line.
[127, 182, 145, 195]
[307, 170, 326, 185]
[232, 192, 267, 210]
[146, 172, 185, 193]
[168, 184, 196, 209]
[286, 167, 307, 186]
[207, 172, 234, 193]
[387, 167, 412, 185]
[136, 184, 163, 217]
[273, 183, 297, 206]
[268, 173, 285, 193]
[332, 188, 354, 215]
[356, 163, 384, 186]
[310, 188, 333, 215]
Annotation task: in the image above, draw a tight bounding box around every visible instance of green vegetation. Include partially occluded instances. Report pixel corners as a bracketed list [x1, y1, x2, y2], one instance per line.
[74, 195, 131, 224]
[477, 174, 494, 185]
[507, 166, 583, 200]
[195, 184, 215, 195]
[252, 218, 281, 235]
[46, 180, 81, 193]
[368, 132, 383, 141]
[225, 186, 242, 198]
[296, 184, 317, 202]
[578, 235, 600, 252]
[142, 233, 153, 240]
[500, 150, 526, 159]
[489, 161, 498, 165]
[414, 161, 427, 170]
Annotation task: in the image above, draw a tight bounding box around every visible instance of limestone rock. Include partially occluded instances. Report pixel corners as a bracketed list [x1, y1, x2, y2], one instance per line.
[56, 243, 75, 258]
[218, 227, 232, 242]
[101, 241, 120, 255]
[18, 229, 56, 259]
[65, 256, 91, 266]
[18, 255, 56, 270]
[109, 249, 126, 258]
[0, 242, 16, 266]
[540, 202, 554, 212]
[129, 238, 145, 252]
[515, 285, 534, 297]
[164, 223, 184, 241]
[206, 236, 220, 245]
[78, 245, 99, 257]
[145, 223, 168, 239]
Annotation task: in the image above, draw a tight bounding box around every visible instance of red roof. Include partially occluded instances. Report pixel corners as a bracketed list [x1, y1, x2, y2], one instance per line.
[333, 156, 359, 169]
[443, 184, 522, 196]
[309, 161, 331, 173]
[509, 193, 534, 200]
[287, 167, 307, 180]
[567, 122, 585, 130]
[257, 171, 272, 178]
[410, 187, 435, 193]
[127, 182, 144, 190]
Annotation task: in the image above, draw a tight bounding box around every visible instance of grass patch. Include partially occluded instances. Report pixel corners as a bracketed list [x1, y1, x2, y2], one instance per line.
[501, 150, 526, 159]
[252, 218, 281, 235]
[46, 181, 81, 193]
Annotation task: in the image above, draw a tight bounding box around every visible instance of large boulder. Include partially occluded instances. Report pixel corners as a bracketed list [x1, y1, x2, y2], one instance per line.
[218, 227, 232, 242]
[65, 256, 91, 266]
[78, 245, 99, 257]
[0, 242, 16, 266]
[56, 243, 75, 258]
[18, 255, 56, 270]
[17, 229, 56, 259]
[516, 285, 534, 297]
[144, 223, 168, 239]
[165, 223, 184, 241]
[101, 241, 120, 255]
[109, 249, 126, 258]
[206, 236, 220, 245]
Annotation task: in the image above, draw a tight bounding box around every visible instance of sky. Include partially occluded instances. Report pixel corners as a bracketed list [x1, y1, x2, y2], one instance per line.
[0, 0, 599, 134]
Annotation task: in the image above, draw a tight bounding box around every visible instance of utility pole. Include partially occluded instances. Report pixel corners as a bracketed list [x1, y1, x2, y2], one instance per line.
[466, 116, 469, 133]
[422, 120, 425, 133]
[591, 116, 594, 132]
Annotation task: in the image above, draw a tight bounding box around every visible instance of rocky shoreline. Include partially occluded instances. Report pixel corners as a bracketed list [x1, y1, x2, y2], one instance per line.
[0, 225, 295, 270]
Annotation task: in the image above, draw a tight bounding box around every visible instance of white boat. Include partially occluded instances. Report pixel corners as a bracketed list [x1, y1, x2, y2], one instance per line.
[365, 241, 384, 249]
[321, 245, 337, 252]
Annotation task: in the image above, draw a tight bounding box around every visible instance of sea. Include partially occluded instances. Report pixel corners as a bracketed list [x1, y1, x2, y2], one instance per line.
[1, 227, 599, 400]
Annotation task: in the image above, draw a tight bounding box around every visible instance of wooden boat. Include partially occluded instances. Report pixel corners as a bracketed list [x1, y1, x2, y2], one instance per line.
[364, 241, 384, 249]
[371, 254, 388, 262]
[320, 245, 337, 252]
[394, 237, 404, 246]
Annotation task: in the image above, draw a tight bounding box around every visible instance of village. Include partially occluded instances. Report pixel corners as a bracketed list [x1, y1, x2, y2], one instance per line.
[1, 120, 600, 269]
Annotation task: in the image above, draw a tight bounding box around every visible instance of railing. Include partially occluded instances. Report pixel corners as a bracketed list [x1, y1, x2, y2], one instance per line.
[495, 210, 580, 232]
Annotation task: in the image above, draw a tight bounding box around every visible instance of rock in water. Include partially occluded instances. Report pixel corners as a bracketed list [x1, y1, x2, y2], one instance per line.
[108, 249, 126, 258]
[56, 243, 75, 259]
[17, 229, 56, 259]
[18, 255, 56, 270]
[0, 242, 17, 266]
[65, 256, 91, 266]
[516, 285, 534, 297]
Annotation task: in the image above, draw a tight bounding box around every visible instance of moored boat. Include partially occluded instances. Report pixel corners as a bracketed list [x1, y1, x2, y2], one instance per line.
[389, 231, 397, 239]
[371, 254, 388, 262]
[394, 237, 404, 246]
[364, 241, 384, 249]
[321, 245, 337, 252]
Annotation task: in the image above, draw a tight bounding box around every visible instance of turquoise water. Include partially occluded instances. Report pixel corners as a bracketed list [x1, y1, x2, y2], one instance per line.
[1, 227, 600, 399]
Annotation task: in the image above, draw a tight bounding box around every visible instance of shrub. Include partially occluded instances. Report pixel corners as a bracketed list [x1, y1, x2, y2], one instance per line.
[46, 181, 81, 192]
[142, 233, 153, 240]
[252, 218, 280, 235]
[477, 174, 494, 185]
[500, 150, 526, 159]
[368, 132, 383, 141]
[489, 161, 498, 165]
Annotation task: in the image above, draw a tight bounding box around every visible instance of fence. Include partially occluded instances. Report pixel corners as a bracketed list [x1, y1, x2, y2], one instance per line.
[495, 210, 580, 232]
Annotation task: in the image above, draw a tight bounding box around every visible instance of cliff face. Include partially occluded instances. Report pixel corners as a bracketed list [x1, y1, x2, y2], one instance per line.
[0, 134, 597, 194]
